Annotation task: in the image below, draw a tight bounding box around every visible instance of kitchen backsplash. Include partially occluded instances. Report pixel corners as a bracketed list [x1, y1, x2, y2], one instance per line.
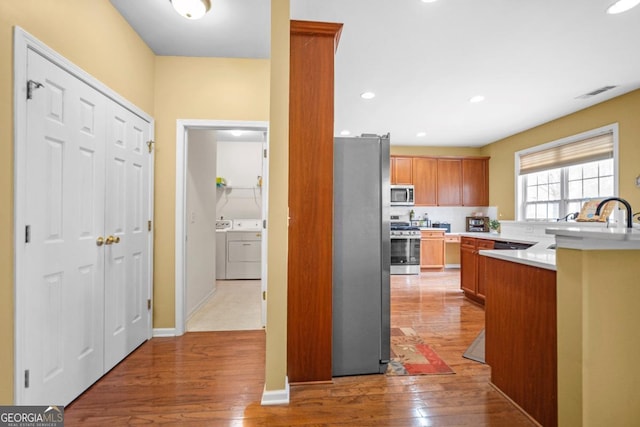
[391, 206, 498, 233]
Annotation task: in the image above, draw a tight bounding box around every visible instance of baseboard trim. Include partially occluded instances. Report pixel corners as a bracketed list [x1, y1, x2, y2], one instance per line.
[153, 328, 177, 337]
[261, 377, 290, 405]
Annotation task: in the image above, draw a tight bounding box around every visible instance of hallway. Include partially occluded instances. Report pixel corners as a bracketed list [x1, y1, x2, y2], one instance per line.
[65, 271, 534, 425]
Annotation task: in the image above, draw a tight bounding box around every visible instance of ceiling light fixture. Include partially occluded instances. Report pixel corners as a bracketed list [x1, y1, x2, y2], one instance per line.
[606, 0, 640, 14]
[469, 95, 485, 103]
[421, 0, 438, 3]
[230, 130, 243, 137]
[340, 130, 351, 136]
[360, 92, 376, 99]
[170, 0, 211, 20]
[416, 132, 427, 137]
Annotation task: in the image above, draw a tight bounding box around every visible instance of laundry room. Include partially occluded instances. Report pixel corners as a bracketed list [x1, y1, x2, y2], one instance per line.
[185, 128, 265, 332]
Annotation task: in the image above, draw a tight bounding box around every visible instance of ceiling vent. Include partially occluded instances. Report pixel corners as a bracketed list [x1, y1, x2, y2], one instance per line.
[575, 85, 617, 99]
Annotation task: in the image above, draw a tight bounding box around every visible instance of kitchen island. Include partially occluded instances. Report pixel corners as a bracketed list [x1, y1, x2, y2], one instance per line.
[481, 245, 558, 426]
[476, 223, 640, 426]
[547, 226, 640, 427]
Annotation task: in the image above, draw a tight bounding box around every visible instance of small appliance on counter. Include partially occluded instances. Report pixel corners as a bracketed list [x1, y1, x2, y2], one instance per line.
[431, 222, 451, 233]
[466, 216, 489, 232]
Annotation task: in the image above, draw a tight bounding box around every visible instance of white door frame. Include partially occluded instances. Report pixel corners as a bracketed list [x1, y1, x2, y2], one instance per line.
[13, 27, 155, 403]
[174, 119, 269, 336]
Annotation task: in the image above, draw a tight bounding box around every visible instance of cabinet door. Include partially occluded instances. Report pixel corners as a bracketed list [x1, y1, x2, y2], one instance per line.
[391, 157, 413, 184]
[475, 239, 494, 300]
[437, 159, 462, 206]
[462, 158, 489, 206]
[460, 243, 477, 295]
[413, 157, 437, 206]
[421, 236, 445, 269]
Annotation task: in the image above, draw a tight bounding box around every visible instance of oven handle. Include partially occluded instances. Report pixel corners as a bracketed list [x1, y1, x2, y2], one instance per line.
[390, 235, 420, 240]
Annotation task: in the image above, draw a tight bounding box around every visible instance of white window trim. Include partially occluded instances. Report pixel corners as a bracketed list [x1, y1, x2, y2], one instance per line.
[514, 123, 619, 221]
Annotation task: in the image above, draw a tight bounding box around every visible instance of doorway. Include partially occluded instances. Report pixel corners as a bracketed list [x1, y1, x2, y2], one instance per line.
[175, 120, 268, 336]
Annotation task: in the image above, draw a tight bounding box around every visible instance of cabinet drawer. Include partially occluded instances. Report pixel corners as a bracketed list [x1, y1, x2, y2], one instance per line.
[477, 239, 495, 250]
[421, 230, 445, 238]
[460, 236, 476, 247]
[445, 235, 460, 243]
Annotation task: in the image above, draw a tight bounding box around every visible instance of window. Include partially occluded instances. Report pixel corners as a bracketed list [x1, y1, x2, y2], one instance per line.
[516, 125, 618, 221]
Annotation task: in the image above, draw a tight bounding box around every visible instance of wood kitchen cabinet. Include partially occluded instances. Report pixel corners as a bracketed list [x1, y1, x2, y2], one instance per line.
[288, 20, 342, 384]
[436, 159, 462, 206]
[462, 158, 489, 206]
[420, 230, 445, 271]
[485, 257, 557, 427]
[391, 156, 413, 184]
[391, 155, 489, 206]
[460, 236, 494, 304]
[412, 157, 437, 205]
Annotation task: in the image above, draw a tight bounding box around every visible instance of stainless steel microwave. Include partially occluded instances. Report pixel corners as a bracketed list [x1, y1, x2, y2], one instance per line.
[390, 185, 415, 206]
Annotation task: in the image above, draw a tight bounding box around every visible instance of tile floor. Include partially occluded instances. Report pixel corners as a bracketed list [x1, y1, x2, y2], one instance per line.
[186, 280, 263, 331]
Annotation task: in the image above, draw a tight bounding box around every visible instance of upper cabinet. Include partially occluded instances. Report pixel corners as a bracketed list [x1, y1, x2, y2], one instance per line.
[436, 159, 463, 206]
[462, 158, 489, 206]
[412, 157, 437, 205]
[395, 155, 490, 206]
[390, 156, 413, 184]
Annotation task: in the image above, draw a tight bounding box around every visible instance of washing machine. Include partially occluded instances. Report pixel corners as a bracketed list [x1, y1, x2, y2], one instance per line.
[225, 219, 262, 280]
[215, 219, 232, 279]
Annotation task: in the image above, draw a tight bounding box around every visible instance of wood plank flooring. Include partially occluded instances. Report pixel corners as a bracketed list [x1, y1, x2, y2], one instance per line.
[65, 270, 535, 426]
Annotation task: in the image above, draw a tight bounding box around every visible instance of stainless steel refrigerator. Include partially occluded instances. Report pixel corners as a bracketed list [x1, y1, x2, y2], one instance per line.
[333, 134, 391, 376]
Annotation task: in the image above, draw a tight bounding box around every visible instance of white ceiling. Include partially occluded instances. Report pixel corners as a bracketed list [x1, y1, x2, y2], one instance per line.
[110, 0, 640, 147]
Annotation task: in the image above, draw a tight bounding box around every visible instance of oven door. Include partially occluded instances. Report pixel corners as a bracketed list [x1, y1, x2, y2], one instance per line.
[390, 236, 420, 266]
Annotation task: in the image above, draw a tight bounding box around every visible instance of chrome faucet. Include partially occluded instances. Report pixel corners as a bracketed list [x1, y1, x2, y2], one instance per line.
[595, 197, 633, 229]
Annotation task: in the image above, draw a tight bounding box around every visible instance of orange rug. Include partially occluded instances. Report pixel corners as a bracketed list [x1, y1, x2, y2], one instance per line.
[386, 327, 454, 376]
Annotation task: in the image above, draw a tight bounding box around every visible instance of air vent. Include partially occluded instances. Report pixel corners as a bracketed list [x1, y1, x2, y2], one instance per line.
[576, 85, 617, 99]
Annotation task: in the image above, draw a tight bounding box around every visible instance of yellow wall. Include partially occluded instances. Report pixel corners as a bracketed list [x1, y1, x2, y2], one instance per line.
[152, 56, 270, 327]
[481, 89, 640, 219]
[445, 242, 460, 265]
[0, 0, 155, 404]
[264, 0, 290, 392]
[556, 248, 640, 426]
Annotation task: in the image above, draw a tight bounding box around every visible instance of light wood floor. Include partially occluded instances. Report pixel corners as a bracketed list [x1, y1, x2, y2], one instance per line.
[65, 270, 534, 426]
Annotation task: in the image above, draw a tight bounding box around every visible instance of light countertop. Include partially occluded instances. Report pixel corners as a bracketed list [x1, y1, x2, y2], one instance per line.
[546, 226, 640, 250]
[480, 248, 556, 271]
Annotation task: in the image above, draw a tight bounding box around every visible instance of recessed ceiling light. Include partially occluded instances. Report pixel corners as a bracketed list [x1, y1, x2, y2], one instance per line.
[230, 130, 243, 137]
[340, 130, 351, 136]
[606, 0, 640, 14]
[360, 92, 376, 99]
[421, 0, 438, 3]
[469, 95, 486, 103]
[416, 132, 427, 137]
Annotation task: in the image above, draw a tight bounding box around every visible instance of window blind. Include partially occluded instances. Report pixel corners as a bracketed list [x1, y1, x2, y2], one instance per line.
[519, 131, 614, 175]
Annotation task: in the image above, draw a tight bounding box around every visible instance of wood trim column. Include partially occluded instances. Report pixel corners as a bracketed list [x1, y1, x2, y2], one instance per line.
[287, 20, 343, 383]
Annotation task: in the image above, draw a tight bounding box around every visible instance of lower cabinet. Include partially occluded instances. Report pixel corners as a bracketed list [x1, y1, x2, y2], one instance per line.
[485, 256, 557, 427]
[420, 230, 445, 271]
[460, 236, 494, 304]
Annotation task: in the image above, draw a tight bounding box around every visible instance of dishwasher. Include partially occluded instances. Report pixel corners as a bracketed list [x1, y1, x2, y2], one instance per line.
[491, 240, 534, 250]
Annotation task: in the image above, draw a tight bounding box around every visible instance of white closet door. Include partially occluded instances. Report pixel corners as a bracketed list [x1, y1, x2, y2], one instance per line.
[23, 49, 106, 405]
[103, 102, 150, 372]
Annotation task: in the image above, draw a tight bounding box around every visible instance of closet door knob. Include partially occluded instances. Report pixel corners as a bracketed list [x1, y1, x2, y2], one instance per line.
[96, 236, 105, 246]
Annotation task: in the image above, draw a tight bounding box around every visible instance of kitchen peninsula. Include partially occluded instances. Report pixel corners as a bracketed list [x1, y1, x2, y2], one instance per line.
[474, 222, 640, 426]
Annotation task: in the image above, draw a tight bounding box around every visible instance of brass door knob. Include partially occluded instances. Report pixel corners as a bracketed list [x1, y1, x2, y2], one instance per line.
[96, 236, 105, 246]
[105, 236, 115, 245]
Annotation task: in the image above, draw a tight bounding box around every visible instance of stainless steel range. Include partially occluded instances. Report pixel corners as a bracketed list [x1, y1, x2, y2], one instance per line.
[390, 222, 421, 275]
